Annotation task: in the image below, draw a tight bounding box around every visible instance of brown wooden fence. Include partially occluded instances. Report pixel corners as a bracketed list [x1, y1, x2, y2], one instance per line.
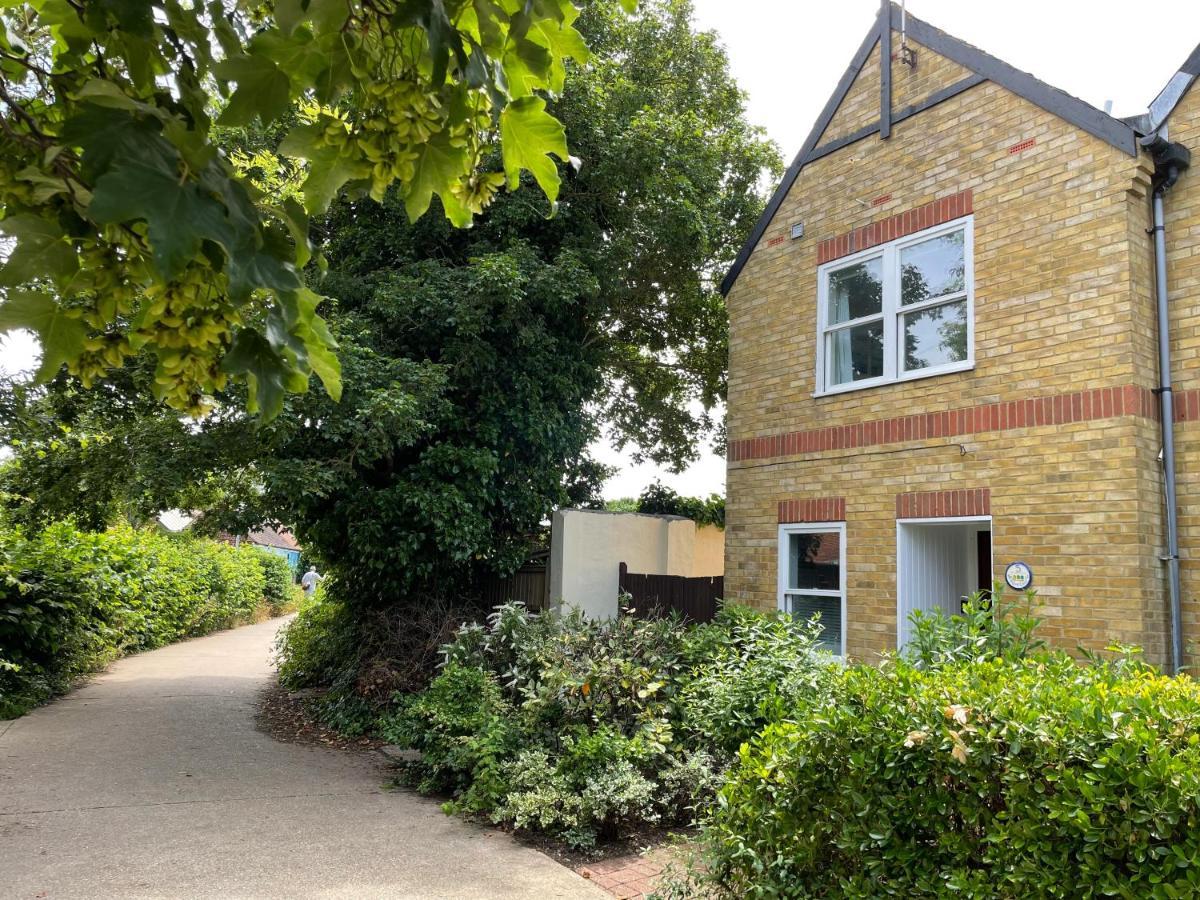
[618, 561, 722, 623]
[478, 551, 549, 610]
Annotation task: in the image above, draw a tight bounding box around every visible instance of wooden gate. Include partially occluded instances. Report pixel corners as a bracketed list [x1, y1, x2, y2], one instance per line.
[618, 562, 722, 623]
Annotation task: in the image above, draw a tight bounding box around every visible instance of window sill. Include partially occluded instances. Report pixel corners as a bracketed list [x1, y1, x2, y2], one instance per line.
[813, 360, 975, 399]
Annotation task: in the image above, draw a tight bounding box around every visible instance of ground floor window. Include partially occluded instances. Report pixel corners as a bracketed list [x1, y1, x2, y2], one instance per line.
[778, 522, 845, 656]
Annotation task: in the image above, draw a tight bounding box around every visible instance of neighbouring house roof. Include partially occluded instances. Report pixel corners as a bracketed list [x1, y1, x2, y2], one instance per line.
[213, 523, 302, 552]
[719, 3, 1196, 298]
[247, 525, 300, 552]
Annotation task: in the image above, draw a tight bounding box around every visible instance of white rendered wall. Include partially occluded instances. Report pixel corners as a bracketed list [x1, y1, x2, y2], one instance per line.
[549, 510, 725, 618]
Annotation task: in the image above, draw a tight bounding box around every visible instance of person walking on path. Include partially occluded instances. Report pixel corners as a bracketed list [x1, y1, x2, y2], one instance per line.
[301, 565, 323, 596]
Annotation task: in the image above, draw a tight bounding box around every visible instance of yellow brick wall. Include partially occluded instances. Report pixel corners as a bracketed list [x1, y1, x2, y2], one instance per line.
[821, 41, 882, 144]
[725, 42, 1176, 663]
[820, 33, 974, 147]
[890, 36, 973, 112]
[728, 78, 1145, 440]
[728, 422, 1158, 662]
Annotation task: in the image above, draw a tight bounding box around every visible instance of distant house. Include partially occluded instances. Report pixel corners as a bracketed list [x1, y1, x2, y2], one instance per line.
[721, 3, 1200, 670]
[155, 510, 303, 572]
[237, 525, 303, 571]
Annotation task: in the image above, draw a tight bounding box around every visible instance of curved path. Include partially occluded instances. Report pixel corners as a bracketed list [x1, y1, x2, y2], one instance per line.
[0, 617, 605, 899]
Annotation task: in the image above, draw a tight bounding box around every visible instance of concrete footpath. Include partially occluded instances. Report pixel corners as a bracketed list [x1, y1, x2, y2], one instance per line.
[0, 617, 606, 900]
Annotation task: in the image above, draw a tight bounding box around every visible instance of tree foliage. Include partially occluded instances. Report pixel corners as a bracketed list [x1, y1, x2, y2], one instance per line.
[0, 0, 776, 621]
[0, 364, 262, 531]
[0, 0, 612, 417]
[606, 480, 724, 527]
[316, 0, 779, 467]
[245, 0, 773, 608]
[254, 245, 607, 603]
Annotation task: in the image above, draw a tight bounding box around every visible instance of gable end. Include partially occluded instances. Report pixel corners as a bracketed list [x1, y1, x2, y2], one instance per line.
[721, 2, 1139, 297]
[718, 6, 885, 297]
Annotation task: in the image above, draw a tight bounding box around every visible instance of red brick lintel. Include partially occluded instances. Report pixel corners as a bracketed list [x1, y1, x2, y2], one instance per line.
[816, 189, 974, 265]
[779, 497, 846, 524]
[897, 488, 990, 519]
[730, 384, 1164, 464]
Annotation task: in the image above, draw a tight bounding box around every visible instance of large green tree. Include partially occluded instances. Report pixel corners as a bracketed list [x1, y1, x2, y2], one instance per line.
[0, 0, 610, 417]
[2, 0, 778, 616]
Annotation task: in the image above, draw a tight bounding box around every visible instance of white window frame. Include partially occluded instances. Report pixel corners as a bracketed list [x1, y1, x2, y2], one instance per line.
[815, 216, 975, 396]
[777, 521, 847, 657]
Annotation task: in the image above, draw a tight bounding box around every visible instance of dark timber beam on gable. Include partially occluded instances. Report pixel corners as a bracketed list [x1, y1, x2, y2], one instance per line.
[717, 6, 885, 297]
[803, 73, 987, 165]
[720, 5, 1142, 297]
[880, 0, 892, 139]
[893, 4, 1137, 156]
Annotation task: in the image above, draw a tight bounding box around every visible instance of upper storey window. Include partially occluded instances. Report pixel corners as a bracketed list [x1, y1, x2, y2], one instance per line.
[816, 218, 974, 395]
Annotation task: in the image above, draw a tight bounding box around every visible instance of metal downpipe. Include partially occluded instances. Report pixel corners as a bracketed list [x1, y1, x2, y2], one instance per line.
[1152, 189, 1184, 674]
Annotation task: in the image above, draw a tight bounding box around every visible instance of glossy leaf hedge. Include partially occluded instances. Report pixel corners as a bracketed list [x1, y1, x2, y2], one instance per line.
[0, 522, 290, 717]
[705, 655, 1200, 899]
[0, 0, 609, 417]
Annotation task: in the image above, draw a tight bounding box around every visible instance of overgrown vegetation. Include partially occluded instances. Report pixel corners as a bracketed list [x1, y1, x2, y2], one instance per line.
[605, 481, 725, 528]
[278, 591, 1200, 896]
[657, 594, 1200, 898]
[278, 599, 835, 849]
[0, 522, 293, 718]
[701, 651, 1200, 898]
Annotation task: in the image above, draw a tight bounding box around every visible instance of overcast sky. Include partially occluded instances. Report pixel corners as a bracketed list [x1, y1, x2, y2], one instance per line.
[4, 0, 1199, 498]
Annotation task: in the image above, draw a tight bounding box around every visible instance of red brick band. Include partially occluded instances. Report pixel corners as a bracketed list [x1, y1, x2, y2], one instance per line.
[897, 489, 990, 519]
[816, 189, 974, 265]
[778, 497, 846, 524]
[729, 384, 1160, 463]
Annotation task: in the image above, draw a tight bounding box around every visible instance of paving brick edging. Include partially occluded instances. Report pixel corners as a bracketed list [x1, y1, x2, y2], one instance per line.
[577, 852, 668, 900]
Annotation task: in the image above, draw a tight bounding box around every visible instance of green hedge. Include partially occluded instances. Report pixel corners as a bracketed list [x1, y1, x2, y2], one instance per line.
[255, 549, 300, 615]
[0, 522, 284, 718]
[704, 654, 1200, 898]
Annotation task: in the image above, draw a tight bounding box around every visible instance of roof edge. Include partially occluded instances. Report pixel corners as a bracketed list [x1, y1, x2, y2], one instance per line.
[1147, 41, 1200, 132]
[898, 6, 1137, 156]
[719, 6, 884, 296]
[720, 3, 1140, 298]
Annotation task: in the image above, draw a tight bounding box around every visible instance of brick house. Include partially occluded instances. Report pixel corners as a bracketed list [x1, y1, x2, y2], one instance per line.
[721, 2, 1200, 670]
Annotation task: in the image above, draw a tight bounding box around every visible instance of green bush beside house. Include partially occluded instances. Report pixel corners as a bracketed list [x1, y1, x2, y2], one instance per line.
[276, 595, 1200, 895]
[372, 602, 834, 849]
[702, 653, 1200, 899]
[0, 522, 294, 718]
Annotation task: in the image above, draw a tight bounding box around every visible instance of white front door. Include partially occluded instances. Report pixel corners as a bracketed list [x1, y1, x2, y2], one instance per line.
[896, 517, 991, 649]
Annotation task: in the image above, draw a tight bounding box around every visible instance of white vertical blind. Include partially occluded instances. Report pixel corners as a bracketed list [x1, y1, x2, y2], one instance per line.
[898, 522, 979, 648]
